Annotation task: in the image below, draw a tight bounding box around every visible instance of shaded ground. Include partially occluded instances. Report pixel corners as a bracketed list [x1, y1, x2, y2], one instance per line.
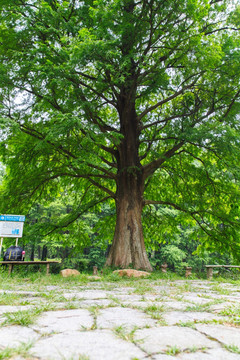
[0, 274, 240, 359]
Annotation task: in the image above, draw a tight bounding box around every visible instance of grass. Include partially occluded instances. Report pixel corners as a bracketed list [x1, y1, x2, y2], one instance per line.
[220, 304, 240, 325]
[177, 320, 196, 329]
[0, 292, 27, 306]
[65, 355, 90, 360]
[165, 345, 181, 356]
[131, 283, 155, 295]
[0, 269, 240, 328]
[224, 344, 240, 354]
[0, 342, 33, 359]
[211, 284, 232, 295]
[87, 305, 101, 330]
[2, 302, 55, 326]
[113, 325, 138, 343]
[144, 304, 165, 320]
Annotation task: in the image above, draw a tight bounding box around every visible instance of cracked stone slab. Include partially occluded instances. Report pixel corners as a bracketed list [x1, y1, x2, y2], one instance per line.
[31, 329, 146, 360]
[178, 348, 240, 359]
[0, 326, 39, 347]
[209, 302, 236, 313]
[32, 309, 93, 334]
[163, 311, 227, 325]
[208, 294, 240, 302]
[63, 290, 108, 300]
[181, 294, 216, 304]
[0, 305, 33, 315]
[79, 299, 113, 308]
[120, 300, 166, 309]
[162, 301, 189, 311]
[97, 306, 156, 329]
[152, 355, 176, 360]
[195, 324, 240, 347]
[114, 294, 144, 302]
[134, 326, 219, 354]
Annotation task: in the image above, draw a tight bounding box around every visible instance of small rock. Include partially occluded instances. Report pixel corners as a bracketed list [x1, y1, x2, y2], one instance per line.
[60, 269, 80, 277]
[113, 269, 150, 278]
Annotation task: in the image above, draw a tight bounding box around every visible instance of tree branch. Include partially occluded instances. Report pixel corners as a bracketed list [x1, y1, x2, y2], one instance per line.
[143, 141, 184, 180]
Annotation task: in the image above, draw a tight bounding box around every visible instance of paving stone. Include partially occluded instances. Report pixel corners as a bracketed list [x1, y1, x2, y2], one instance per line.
[0, 290, 38, 296]
[115, 294, 144, 302]
[162, 301, 188, 311]
[97, 306, 156, 329]
[134, 326, 219, 354]
[209, 302, 235, 313]
[63, 290, 108, 300]
[0, 305, 33, 315]
[1, 279, 240, 360]
[32, 309, 93, 334]
[79, 299, 113, 308]
[31, 329, 146, 360]
[195, 324, 240, 347]
[163, 311, 226, 325]
[152, 355, 176, 360]
[0, 326, 39, 347]
[181, 294, 215, 304]
[178, 348, 240, 359]
[44, 286, 62, 291]
[151, 354, 176, 360]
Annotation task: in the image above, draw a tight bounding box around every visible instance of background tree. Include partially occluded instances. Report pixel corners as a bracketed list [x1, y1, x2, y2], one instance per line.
[0, 0, 240, 270]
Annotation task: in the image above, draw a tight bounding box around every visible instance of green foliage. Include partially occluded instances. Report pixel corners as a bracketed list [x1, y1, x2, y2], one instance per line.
[155, 245, 187, 271]
[63, 256, 90, 272]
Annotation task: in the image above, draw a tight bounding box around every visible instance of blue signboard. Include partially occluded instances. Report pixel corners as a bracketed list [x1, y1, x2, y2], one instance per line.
[0, 215, 25, 222]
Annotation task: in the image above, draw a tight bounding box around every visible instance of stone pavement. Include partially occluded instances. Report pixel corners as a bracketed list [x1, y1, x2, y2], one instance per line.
[0, 278, 240, 359]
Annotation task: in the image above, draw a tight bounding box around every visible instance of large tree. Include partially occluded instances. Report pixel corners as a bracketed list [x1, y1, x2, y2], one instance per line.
[0, 0, 240, 270]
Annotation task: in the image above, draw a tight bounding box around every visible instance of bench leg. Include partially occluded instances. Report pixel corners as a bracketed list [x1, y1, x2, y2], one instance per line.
[207, 267, 213, 280]
[46, 263, 50, 275]
[8, 264, 13, 275]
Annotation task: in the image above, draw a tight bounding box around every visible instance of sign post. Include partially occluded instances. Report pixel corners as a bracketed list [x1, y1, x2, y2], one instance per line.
[0, 215, 25, 257]
[0, 238, 3, 258]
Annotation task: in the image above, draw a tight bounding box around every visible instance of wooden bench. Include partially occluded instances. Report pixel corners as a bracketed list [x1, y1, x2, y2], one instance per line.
[0, 261, 60, 275]
[206, 265, 240, 279]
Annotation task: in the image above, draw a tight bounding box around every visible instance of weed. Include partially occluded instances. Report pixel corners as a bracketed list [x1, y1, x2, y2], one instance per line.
[224, 344, 240, 354]
[185, 303, 211, 312]
[132, 285, 154, 295]
[220, 304, 240, 325]
[165, 345, 181, 355]
[2, 303, 54, 326]
[185, 346, 207, 353]
[211, 285, 232, 295]
[144, 304, 165, 320]
[113, 325, 138, 343]
[87, 306, 101, 330]
[177, 320, 196, 329]
[0, 292, 24, 306]
[0, 341, 33, 359]
[63, 355, 90, 360]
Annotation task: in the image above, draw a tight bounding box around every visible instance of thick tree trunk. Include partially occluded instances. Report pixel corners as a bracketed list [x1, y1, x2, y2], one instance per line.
[105, 192, 153, 271]
[105, 96, 152, 271]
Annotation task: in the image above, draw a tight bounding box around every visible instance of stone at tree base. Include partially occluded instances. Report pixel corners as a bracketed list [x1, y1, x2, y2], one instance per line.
[60, 269, 80, 277]
[113, 269, 150, 278]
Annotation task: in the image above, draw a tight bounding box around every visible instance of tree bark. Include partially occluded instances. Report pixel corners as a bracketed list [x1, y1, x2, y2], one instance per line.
[105, 96, 153, 271]
[105, 189, 153, 271]
[41, 245, 47, 261]
[30, 245, 35, 261]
